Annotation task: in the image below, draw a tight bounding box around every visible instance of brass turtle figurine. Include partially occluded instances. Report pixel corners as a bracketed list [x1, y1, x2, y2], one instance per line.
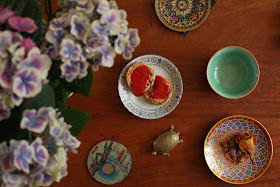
[152, 125, 183, 157]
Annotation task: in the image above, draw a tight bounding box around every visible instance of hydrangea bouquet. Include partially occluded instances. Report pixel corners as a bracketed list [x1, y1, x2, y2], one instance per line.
[0, 0, 140, 186]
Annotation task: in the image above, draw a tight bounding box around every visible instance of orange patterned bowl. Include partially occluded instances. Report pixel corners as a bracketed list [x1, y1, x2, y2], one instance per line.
[204, 115, 273, 184]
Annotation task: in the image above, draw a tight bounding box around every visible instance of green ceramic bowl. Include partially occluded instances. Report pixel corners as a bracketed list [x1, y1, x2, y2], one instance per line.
[207, 47, 260, 99]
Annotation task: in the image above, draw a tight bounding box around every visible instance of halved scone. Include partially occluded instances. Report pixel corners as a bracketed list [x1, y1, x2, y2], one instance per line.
[143, 76, 172, 105]
[126, 62, 155, 96]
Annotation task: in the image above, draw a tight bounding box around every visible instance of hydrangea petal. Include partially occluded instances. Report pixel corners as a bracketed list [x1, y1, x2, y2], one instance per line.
[13, 140, 34, 173]
[31, 138, 49, 166]
[0, 6, 16, 24]
[0, 31, 12, 58]
[20, 109, 48, 133]
[18, 54, 52, 80]
[60, 39, 82, 61]
[70, 15, 89, 41]
[12, 68, 42, 98]
[20, 38, 36, 56]
[8, 16, 38, 33]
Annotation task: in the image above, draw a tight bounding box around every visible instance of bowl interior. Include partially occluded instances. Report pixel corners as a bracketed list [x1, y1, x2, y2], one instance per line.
[207, 47, 259, 98]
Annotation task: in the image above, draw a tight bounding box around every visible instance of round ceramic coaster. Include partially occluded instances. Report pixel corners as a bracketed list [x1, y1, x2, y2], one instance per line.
[118, 55, 183, 119]
[155, 0, 211, 32]
[204, 115, 273, 184]
[87, 141, 132, 185]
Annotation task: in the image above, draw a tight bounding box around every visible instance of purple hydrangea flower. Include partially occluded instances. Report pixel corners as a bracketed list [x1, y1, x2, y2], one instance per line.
[2, 172, 28, 186]
[21, 38, 36, 57]
[0, 31, 12, 58]
[63, 131, 81, 153]
[70, 15, 89, 41]
[13, 140, 34, 173]
[76, 1, 95, 14]
[20, 109, 48, 133]
[18, 53, 52, 80]
[59, 39, 82, 61]
[8, 16, 38, 34]
[11, 93, 22, 107]
[60, 60, 79, 82]
[97, 0, 110, 14]
[97, 44, 115, 70]
[0, 6, 16, 24]
[12, 68, 42, 98]
[45, 30, 67, 46]
[91, 20, 109, 41]
[0, 60, 17, 89]
[100, 9, 121, 35]
[115, 28, 140, 60]
[31, 138, 49, 166]
[49, 17, 69, 31]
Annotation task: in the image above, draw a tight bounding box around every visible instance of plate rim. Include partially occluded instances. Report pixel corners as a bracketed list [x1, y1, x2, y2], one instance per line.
[204, 115, 273, 184]
[118, 54, 183, 119]
[154, 0, 211, 32]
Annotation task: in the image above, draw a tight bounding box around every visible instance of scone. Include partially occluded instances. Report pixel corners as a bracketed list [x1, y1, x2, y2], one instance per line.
[143, 76, 172, 105]
[126, 62, 155, 96]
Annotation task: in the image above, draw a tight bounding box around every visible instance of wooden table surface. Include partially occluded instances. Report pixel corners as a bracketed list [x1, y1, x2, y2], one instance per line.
[51, 0, 280, 186]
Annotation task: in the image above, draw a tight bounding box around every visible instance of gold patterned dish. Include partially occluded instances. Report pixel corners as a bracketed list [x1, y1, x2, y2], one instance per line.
[155, 0, 211, 32]
[204, 115, 273, 184]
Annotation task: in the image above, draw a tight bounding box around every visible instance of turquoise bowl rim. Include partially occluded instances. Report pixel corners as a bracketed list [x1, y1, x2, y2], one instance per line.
[206, 46, 260, 99]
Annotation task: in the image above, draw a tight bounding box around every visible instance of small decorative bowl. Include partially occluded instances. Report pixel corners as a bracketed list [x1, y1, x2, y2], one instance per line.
[207, 47, 260, 99]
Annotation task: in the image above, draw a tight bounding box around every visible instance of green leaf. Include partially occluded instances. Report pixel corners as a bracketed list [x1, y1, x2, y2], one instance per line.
[0, 107, 23, 142]
[61, 107, 91, 137]
[21, 84, 55, 110]
[54, 87, 70, 110]
[63, 67, 94, 96]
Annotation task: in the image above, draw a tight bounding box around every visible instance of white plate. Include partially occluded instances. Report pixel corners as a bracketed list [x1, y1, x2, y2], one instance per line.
[118, 55, 183, 119]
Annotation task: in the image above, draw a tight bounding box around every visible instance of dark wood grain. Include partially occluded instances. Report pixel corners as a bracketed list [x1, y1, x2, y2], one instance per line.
[47, 0, 280, 186]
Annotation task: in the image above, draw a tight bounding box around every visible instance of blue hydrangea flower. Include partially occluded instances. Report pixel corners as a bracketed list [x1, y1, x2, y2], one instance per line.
[12, 68, 42, 98]
[63, 131, 81, 153]
[49, 17, 69, 31]
[13, 140, 34, 173]
[45, 30, 67, 46]
[58, 0, 77, 9]
[91, 20, 109, 41]
[0, 60, 17, 89]
[100, 9, 121, 35]
[92, 44, 115, 71]
[59, 39, 82, 61]
[115, 28, 140, 60]
[20, 109, 48, 133]
[31, 138, 49, 166]
[76, 1, 95, 14]
[0, 100, 10, 120]
[11, 93, 22, 107]
[60, 60, 79, 82]
[70, 15, 89, 41]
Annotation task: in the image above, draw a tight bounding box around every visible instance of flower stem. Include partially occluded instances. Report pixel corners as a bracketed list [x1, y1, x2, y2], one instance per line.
[44, 0, 50, 23]
[48, 0, 52, 21]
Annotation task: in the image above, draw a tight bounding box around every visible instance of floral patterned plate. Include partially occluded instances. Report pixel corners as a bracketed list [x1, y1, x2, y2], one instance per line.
[155, 0, 211, 32]
[118, 55, 183, 119]
[204, 115, 273, 184]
